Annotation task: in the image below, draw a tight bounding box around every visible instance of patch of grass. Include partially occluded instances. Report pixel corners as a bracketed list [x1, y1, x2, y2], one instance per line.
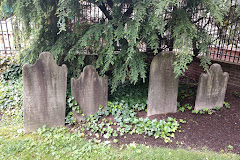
[0, 121, 239, 160]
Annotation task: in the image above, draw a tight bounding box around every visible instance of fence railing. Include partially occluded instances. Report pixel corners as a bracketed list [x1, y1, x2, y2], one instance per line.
[209, 0, 240, 64]
[0, 17, 16, 56]
[194, 0, 240, 63]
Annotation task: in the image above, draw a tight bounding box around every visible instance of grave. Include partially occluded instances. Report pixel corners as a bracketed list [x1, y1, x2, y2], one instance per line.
[71, 65, 108, 122]
[147, 51, 179, 116]
[23, 52, 67, 133]
[194, 63, 229, 110]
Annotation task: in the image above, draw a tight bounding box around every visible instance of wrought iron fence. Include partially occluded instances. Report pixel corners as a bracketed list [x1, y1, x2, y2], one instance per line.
[208, 0, 240, 63]
[193, 0, 240, 63]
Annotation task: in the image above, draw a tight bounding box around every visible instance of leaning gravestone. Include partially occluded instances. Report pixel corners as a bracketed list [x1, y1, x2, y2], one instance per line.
[71, 65, 108, 122]
[23, 52, 67, 133]
[147, 51, 179, 116]
[194, 63, 229, 111]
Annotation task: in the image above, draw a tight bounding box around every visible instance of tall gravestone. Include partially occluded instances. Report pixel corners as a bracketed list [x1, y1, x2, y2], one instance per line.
[147, 51, 179, 116]
[71, 65, 108, 122]
[23, 52, 67, 133]
[194, 63, 229, 111]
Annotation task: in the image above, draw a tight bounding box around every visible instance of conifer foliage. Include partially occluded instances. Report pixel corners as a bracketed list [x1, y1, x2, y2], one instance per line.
[0, 0, 234, 90]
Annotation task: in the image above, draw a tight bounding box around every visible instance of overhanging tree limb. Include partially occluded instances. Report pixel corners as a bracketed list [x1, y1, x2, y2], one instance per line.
[107, 0, 113, 8]
[2, 0, 233, 91]
[98, 3, 113, 20]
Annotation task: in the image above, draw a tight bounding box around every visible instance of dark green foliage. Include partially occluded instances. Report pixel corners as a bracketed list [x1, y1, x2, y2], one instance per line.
[0, 0, 235, 91]
[0, 78, 23, 111]
[1, 64, 22, 81]
[72, 81, 181, 142]
[0, 68, 23, 111]
[177, 103, 193, 112]
[0, 55, 23, 111]
[178, 85, 195, 100]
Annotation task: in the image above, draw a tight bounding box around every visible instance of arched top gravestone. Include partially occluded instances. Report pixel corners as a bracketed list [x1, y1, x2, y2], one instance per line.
[194, 63, 229, 111]
[23, 52, 67, 133]
[147, 51, 179, 116]
[71, 65, 108, 122]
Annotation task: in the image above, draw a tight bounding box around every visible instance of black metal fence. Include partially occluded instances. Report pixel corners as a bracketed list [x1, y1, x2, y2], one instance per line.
[207, 0, 240, 63]
[189, 0, 240, 63]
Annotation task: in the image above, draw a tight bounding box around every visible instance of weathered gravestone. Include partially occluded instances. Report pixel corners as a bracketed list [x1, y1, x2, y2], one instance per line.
[71, 65, 108, 122]
[147, 51, 179, 116]
[23, 52, 67, 133]
[194, 63, 229, 111]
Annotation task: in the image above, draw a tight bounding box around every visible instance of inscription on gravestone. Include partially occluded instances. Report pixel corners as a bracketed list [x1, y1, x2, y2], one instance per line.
[71, 65, 108, 122]
[194, 63, 229, 111]
[147, 51, 179, 116]
[23, 52, 67, 133]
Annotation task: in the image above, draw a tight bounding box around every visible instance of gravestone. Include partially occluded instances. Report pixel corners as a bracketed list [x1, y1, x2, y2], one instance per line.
[194, 63, 229, 111]
[23, 52, 67, 133]
[71, 65, 108, 122]
[147, 51, 179, 116]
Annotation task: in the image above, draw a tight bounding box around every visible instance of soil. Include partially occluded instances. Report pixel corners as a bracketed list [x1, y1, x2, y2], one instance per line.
[68, 77, 240, 155]
[115, 89, 240, 154]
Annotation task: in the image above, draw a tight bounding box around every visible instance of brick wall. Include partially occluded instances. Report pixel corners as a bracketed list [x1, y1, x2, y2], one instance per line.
[185, 58, 240, 88]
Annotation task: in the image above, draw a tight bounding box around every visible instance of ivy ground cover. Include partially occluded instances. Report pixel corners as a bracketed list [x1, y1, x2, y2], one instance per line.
[66, 77, 240, 155]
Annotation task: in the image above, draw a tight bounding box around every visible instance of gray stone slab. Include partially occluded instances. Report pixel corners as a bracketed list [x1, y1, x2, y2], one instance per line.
[194, 63, 229, 111]
[23, 52, 67, 133]
[71, 65, 108, 121]
[147, 51, 179, 116]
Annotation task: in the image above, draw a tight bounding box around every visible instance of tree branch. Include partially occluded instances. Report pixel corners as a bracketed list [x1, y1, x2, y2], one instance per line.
[123, 6, 133, 17]
[123, 1, 133, 17]
[98, 3, 113, 20]
[193, 17, 204, 24]
[107, 0, 113, 8]
[203, 17, 211, 29]
[85, 0, 113, 20]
